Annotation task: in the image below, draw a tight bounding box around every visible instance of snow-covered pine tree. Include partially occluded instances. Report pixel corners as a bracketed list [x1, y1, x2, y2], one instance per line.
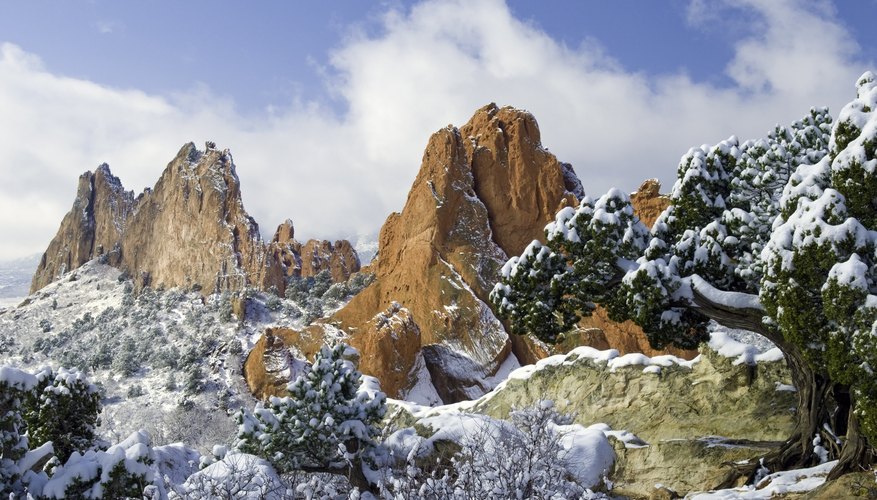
[0, 366, 149, 498]
[0, 367, 37, 496]
[23, 367, 101, 463]
[492, 72, 877, 483]
[237, 343, 386, 491]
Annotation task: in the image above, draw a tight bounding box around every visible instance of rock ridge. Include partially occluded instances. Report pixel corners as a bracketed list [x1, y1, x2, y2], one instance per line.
[32, 142, 359, 295]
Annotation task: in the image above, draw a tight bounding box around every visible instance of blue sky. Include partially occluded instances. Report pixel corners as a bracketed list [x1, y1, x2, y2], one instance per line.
[0, 0, 875, 260]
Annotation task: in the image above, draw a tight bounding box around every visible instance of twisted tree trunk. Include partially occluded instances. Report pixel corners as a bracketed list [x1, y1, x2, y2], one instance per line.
[689, 277, 874, 486]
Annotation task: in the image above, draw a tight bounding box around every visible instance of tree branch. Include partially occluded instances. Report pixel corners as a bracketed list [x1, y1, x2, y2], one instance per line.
[687, 274, 784, 347]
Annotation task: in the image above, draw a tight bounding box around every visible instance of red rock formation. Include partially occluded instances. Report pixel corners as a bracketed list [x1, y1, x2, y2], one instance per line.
[327, 105, 584, 401]
[631, 178, 671, 229]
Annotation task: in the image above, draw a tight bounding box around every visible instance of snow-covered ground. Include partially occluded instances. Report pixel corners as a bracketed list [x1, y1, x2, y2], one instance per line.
[0, 261, 328, 451]
[689, 461, 838, 499]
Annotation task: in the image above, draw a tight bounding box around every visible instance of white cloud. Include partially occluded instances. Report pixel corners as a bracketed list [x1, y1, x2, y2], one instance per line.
[0, 0, 872, 262]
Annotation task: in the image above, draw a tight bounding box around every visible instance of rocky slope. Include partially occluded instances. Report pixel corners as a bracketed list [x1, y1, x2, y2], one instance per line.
[31, 143, 359, 296]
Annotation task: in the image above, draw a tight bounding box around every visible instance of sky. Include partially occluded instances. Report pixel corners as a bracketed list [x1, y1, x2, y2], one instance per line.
[0, 0, 875, 261]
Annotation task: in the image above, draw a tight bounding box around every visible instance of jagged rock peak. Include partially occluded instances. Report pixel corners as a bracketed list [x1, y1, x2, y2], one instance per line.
[31, 164, 135, 293]
[326, 104, 585, 401]
[32, 143, 360, 295]
[272, 220, 295, 243]
[460, 103, 581, 257]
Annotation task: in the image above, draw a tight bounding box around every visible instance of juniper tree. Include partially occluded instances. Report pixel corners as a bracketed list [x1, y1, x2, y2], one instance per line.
[491, 72, 877, 482]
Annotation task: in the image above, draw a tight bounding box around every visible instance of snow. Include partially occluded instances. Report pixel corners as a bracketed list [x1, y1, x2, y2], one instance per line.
[690, 274, 763, 311]
[42, 431, 155, 498]
[412, 409, 615, 489]
[688, 460, 837, 499]
[0, 365, 38, 390]
[709, 330, 783, 365]
[174, 452, 288, 499]
[826, 253, 870, 290]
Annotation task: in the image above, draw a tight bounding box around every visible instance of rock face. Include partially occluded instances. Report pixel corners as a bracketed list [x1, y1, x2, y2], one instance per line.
[332, 105, 586, 401]
[117, 144, 278, 293]
[460, 105, 583, 257]
[472, 347, 795, 498]
[31, 165, 134, 292]
[265, 220, 361, 288]
[32, 143, 359, 296]
[299, 239, 360, 282]
[630, 178, 670, 229]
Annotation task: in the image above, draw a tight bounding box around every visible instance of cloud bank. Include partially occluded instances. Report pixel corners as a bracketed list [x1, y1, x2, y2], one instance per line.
[0, 0, 871, 261]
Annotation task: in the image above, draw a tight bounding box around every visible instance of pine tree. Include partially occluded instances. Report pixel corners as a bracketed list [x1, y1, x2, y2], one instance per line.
[22, 367, 101, 463]
[237, 343, 386, 491]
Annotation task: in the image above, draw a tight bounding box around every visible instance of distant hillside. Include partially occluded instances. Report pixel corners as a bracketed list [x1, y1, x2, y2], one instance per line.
[0, 253, 39, 306]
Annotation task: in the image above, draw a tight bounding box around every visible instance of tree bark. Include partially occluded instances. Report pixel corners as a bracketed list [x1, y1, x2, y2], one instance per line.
[828, 407, 873, 480]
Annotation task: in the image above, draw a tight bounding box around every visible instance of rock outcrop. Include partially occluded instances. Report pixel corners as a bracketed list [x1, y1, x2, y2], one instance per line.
[630, 178, 670, 229]
[328, 105, 592, 402]
[31, 165, 134, 292]
[117, 144, 278, 293]
[469, 346, 795, 498]
[332, 120, 515, 401]
[299, 239, 360, 282]
[460, 105, 583, 257]
[265, 220, 361, 287]
[32, 143, 359, 296]
[243, 326, 326, 400]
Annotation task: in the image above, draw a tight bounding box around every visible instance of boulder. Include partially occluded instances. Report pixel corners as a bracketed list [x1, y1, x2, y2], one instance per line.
[473, 347, 795, 497]
[242, 326, 326, 400]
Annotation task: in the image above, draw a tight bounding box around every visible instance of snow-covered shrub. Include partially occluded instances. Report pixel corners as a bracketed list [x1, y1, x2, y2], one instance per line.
[310, 270, 333, 298]
[237, 343, 386, 490]
[1, 366, 149, 498]
[172, 452, 289, 499]
[303, 297, 324, 325]
[376, 400, 612, 499]
[38, 431, 154, 499]
[0, 366, 38, 496]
